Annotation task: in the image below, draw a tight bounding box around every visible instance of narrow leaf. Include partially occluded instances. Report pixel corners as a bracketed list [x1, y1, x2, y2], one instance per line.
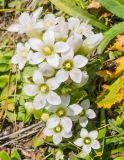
[100, 0, 124, 19]
[98, 22, 124, 54]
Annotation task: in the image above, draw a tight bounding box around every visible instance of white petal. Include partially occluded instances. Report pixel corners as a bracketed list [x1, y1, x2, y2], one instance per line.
[74, 138, 83, 147]
[80, 128, 88, 138]
[82, 33, 103, 52]
[29, 52, 44, 64]
[76, 71, 89, 87]
[25, 42, 30, 51]
[47, 91, 61, 105]
[44, 13, 56, 23]
[91, 140, 100, 149]
[61, 117, 72, 133]
[68, 17, 80, 30]
[79, 117, 88, 127]
[19, 61, 26, 70]
[29, 38, 43, 51]
[39, 62, 55, 77]
[43, 30, 55, 45]
[89, 130, 98, 140]
[25, 102, 34, 112]
[67, 34, 83, 52]
[34, 21, 44, 30]
[43, 127, 53, 136]
[81, 99, 90, 110]
[46, 115, 60, 128]
[56, 69, 68, 83]
[33, 94, 46, 109]
[46, 105, 59, 113]
[23, 84, 38, 96]
[33, 70, 44, 84]
[68, 104, 82, 116]
[55, 42, 70, 53]
[53, 134, 62, 145]
[62, 131, 72, 138]
[47, 78, 60, 90]
[70, 68, 82, 83]
[61, 95, 70, 106]
[47, 54, 59, 68]
[87, 109, 96, 119]
[74, 55, 88, 68]
[61, 49, 74, 58]
[32, 7, 43, 19]
[11, 54, 21, 64]
[7, 24, 21, 32]
[16, 42, 24, 53]
[83, 145, 91, 154]
[19, 12, 31, 25]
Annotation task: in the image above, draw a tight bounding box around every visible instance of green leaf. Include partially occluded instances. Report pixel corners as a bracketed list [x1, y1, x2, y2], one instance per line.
[70, 90, 87, 104]
[97, 74, 124, 108]
[99, 0, 124, 19]
[114, 156, 124, 160]
[22, 65, 36, 81]
[16, 106, 26, 122]
[0, 75, 9, 88]
[6, 111, 16, 122]
[49, 0, 107, 30]
[98, 22, 124, 54]
[33, 135, 44, 148]
[11, 148, 21, 160]
[0, 151, 11, 160]
[0, 64, 10, 72]
[108, 119, 123, 133]
[34, 109, 43, 119]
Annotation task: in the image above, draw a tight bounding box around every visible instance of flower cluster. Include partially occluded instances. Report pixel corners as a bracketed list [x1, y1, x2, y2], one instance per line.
[8, 8, 102, 156]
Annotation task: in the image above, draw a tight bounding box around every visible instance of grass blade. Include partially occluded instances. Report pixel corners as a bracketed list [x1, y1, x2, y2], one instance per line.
[98, 22, 124, 54]
[100, 0, 124, 19]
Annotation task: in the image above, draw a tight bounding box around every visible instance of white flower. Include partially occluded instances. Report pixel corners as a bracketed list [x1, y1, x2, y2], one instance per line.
[43, 115, 72, 145]
[23, 70, 61, 109]
[81, 33, 103, 54]
[68, 17, 93, 37]
[7, 7, 43, 36]
[11, 42, 33, 70]
[50, 17, 69, 40]
[46, 95, 82, 119]
[43, 13, 57, 29]
[29, 30, 70, 67]
[38, 62, 55, 77]
[56, 50, 88, 83]
[25, 102, 35, 113]
[74, 128, 100, 154]
[67, 33, 83, 53]
[77, 99, 96, 127]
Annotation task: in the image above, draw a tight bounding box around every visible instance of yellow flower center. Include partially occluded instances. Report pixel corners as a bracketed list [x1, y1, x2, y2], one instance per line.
[54, 125, 62, 133]
[80, 110, 86, 117]
[83, 137, 91, 145]
[40, 84, 49, 93]
[56, 108, 66, 117]
[63, 60, 73, 71]
[21, 52, 27, 58]
[42, 46, 54, 56]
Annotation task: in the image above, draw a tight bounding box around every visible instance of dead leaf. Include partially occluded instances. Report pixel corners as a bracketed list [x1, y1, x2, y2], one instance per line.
[107, 35, 124, 52]
[88, 0, 100, 9]
[96, 57, 124, 80]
